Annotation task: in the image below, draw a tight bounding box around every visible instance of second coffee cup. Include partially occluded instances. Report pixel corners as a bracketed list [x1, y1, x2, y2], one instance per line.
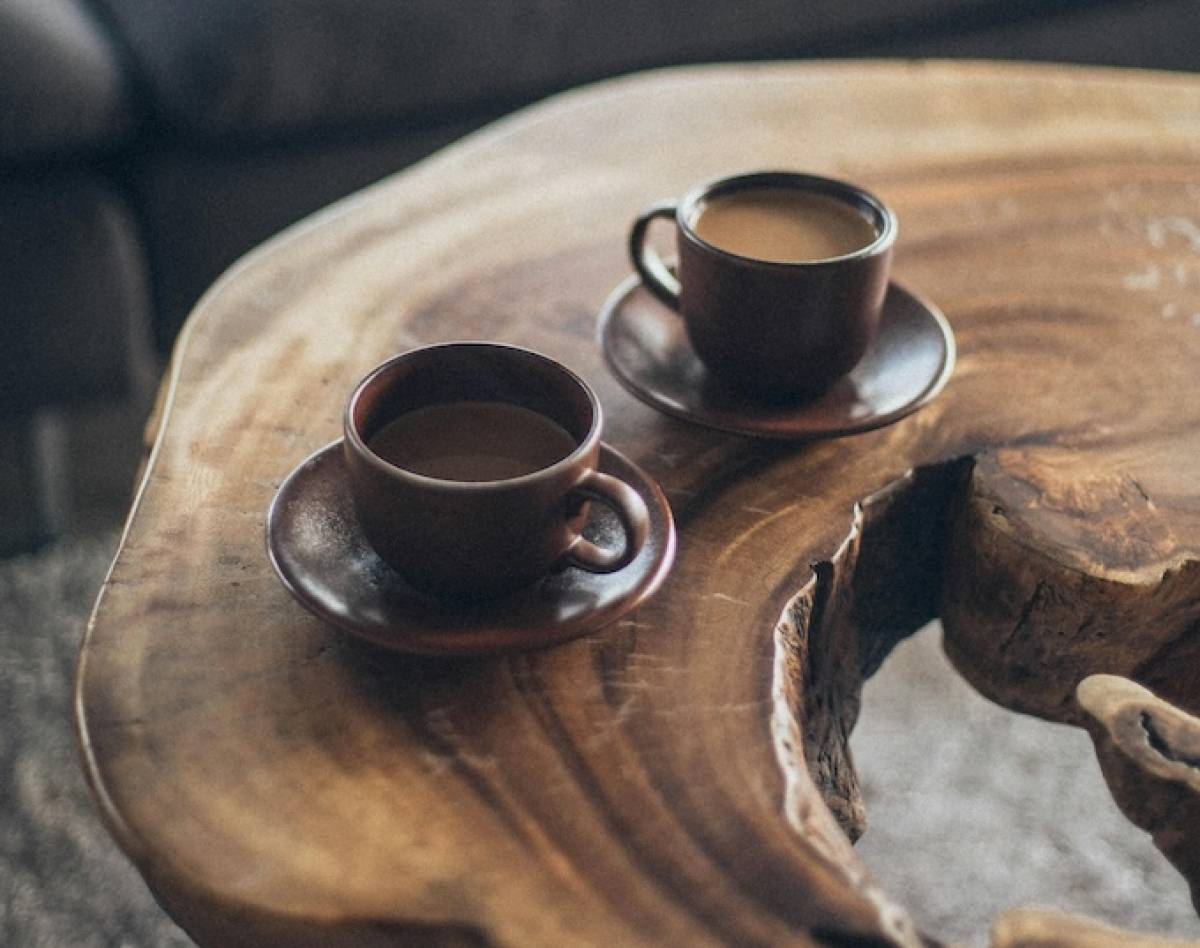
[629, 171, 896, 402]
[343, 342, 649, 601]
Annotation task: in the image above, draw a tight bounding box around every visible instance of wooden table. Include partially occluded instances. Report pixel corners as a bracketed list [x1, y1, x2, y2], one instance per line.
[77, 61, 1200, 947]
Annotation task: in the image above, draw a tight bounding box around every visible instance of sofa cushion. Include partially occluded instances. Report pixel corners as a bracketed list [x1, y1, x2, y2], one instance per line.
[95, 0, 1011, 142]
[129, 116, 485, 348]
[0, 174, 154, 413]
[0, 0, 134, 162]
[865, 0, 1200, 71]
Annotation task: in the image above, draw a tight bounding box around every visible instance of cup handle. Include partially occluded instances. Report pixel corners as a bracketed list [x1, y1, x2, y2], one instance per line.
[629, 201, 682, 309]
[564, 469, 650, 574]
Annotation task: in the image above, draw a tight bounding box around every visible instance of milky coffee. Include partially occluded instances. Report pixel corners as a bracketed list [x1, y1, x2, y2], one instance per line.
[368, 401, 576, 482]
[692, 188, 877, 264]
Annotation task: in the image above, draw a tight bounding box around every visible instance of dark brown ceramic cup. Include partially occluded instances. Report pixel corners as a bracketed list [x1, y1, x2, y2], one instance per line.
[630, 171, 896, 401]
[343, 342, 649, 601]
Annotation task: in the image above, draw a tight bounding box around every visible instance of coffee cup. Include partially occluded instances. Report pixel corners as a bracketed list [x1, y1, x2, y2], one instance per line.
[343, 342, 650, 600]
[629, 171, 896, 401]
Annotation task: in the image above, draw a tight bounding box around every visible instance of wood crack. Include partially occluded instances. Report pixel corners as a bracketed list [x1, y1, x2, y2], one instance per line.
[1141, 712, 1200, 769]
[1000, 579, 1048, 657]
[772, 450, 1200, 945]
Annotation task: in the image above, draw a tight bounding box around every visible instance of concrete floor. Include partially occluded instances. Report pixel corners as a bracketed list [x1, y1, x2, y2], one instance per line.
[852, 622, 1200, 945]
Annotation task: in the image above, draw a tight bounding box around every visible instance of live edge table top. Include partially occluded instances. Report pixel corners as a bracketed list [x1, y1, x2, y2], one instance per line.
[76, 61, 1200, 948]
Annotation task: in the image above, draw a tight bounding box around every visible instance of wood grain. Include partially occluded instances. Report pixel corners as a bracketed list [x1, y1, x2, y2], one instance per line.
[992, 907, 1200, 948]
[76, 61, 1200, 946]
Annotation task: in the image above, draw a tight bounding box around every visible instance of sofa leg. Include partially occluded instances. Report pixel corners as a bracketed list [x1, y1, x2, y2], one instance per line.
[0, 414, 67, 557]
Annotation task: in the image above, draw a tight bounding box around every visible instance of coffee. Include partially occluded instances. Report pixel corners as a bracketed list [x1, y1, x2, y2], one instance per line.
[368, 401, 576, 482]
[692, 188, 877, 263]
[630, 171, 896, 399]
[346, 344, 651, 598]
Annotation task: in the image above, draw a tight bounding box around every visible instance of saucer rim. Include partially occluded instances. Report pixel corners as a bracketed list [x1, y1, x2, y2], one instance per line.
[266, 439, 677, 655]
[597, 275, 956, 440]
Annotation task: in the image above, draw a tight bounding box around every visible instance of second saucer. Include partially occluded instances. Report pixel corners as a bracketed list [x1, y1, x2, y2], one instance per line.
[599, 277, 955, 440]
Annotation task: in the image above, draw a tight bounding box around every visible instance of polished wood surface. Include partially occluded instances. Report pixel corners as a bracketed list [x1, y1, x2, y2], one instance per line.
[77, 61, 1200, 946]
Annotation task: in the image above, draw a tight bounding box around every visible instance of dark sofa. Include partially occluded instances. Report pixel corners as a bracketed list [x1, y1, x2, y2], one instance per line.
[4, 0, 1199, 551]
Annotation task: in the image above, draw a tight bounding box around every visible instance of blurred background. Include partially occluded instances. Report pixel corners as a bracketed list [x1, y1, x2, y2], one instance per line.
[3, 0, 1200, 553]
[2, 2, 1200, 946]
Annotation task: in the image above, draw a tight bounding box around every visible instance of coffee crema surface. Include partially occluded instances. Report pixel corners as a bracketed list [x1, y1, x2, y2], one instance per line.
[692, 188, 878, 263]
[367, 401, 577, 482]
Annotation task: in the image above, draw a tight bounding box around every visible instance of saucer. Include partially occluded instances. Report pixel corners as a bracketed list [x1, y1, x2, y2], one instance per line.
[266, 440, 676, 656]
[598, 277, 955, 439]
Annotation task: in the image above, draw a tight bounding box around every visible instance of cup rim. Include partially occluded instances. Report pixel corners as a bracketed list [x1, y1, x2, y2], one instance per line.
[677, 170, 897, 270]
[343, 341, 602, 491]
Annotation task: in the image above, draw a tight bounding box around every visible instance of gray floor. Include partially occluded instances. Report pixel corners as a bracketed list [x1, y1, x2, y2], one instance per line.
[0, 532, 192, 947]
[2, 524, 1197, 946]
[853, 623, 1200, 945]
